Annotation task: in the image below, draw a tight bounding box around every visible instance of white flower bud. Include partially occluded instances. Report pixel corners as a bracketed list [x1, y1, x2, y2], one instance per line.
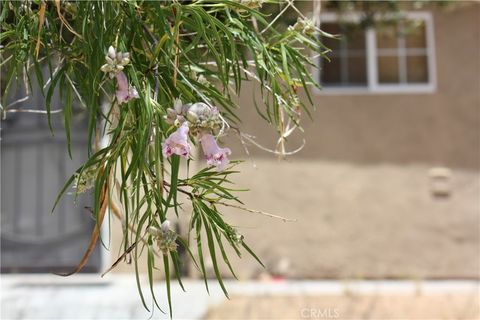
[161, 220, 171, 232]
[187, 110, 199, 122]
[105, 56, 114, 65]
[174, 98, 183, 114]
[108, 46, 116, 59]
[188, 102, 210, 117]
[167, 108, 177, 118]
[148, 226, 162, 236]
[100, 64, 111, 73]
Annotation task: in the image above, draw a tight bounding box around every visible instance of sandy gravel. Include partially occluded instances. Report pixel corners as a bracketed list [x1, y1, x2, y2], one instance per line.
[205, 292, 480, 320]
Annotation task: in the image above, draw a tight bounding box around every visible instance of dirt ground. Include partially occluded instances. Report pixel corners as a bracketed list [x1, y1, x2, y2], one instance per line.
[204, 292, 480, 320]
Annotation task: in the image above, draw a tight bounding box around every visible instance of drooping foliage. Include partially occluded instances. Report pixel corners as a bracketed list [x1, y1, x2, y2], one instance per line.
[0, 0, 328, 315]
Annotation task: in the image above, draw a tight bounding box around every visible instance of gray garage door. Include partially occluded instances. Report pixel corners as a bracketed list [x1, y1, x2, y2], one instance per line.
[1, 71, 101, 273]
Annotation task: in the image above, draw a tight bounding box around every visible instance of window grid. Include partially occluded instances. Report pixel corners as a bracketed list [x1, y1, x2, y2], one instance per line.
[316, 12, 436, 94]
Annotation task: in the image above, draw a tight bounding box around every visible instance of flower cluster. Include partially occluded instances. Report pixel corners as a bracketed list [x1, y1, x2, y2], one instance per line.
[165, 100, 223, 135]
[101, 46, 130, 77]
[100, 47, 231, 171]
[164, 98, 190, 126]
[147, 221, 178, 254]
[101, 46, 139, 104]
[163, 99, 231, 171]
[288, 17, 316, 36]
[73, 165, 97, 194]
[227, 227, 244, 245]
[237, 0, 263, 10]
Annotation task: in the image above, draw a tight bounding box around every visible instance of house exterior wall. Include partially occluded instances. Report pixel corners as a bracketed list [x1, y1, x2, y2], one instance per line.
[111, 4, 479, 279]
[232, 3, 479, 169]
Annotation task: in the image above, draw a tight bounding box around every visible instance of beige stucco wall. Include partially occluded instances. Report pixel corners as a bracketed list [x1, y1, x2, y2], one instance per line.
[230, 4, 480, 169]
[109, 4, 479, 280]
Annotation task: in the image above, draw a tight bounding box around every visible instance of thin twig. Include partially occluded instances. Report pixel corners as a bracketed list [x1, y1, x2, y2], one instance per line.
[100, 190, 162, 277]
[4, 108, 63, 114]
[5, 96, 30, 109]
[164, 182, 296, 222]
[260, 0, 293, 34]
[237, 130, 306, 156]
[216, 201, 297, 222]
[65, 73, 87, 110]
[101, 240, 139, 277]
[172, 7, 180, 87]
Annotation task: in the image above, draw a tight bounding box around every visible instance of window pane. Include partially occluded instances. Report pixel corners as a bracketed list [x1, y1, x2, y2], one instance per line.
[347, 56, 367, 84]
[376, 24, 399, 49]
[345, 27, 366, 51]
[378, 56, 399, 83]
[406, 55, 428, 83]
[320, 22, 367, 87]
[405, 22, 426, 48]
[321, 57, 341, 85]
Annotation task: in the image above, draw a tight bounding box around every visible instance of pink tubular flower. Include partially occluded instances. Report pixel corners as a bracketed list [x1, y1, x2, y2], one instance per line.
[162, 123, 191, 158]
[115, 71, 139, 104]
[200, 134, 231, 171]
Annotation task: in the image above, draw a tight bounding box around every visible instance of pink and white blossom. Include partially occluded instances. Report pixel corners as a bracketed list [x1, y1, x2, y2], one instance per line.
[200, 133, 231, 171]
[162, 123, 191, 158]
[115, 71, 139, 104]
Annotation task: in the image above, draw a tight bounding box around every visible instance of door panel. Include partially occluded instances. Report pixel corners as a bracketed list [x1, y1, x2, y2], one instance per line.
[1, 68, 101, 273]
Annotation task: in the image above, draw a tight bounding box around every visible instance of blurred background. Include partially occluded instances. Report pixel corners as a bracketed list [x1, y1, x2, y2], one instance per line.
[1, 1, 479, 319]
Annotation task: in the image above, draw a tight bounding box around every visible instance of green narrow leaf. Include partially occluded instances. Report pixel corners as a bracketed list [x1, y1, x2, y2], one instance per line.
[165, 154, 180, 216]
[147, 243, 164, 312]
[242, 241, 265, 268]
[45, 64, 66, 134]
[177, 236, 200, 273]
[134, 212, 152, 312]
[32, 58, 45, 95]
[64, 78, 72, 159]
[201, 213, 229, 298]
[212, 226, 238, 279]
[194, 211, 209, 293]
[170, 251, 185, 292]
[163, 254, 173, 317]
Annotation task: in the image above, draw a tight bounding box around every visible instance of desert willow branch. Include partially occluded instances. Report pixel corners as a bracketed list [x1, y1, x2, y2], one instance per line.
[4, 108, 63, 114]
[3, 57, 67, 112]
[109, 198, 162, 259]
[216, 201, 297, 223]
[2, 108, 63, 120]
[5, 96, 30, 109]
[234, 129, 306, 156]
[260, 0, 293, 34]
[65, 73, 87, 110]
[101, 200, 162, 277]
[164, 182, 296, 222]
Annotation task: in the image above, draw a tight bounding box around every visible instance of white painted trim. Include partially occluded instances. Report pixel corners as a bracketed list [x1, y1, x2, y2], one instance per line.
[366, 28, 378, 91]
[98, 101, 112, 274]
[318, 84, 436, 96]
[313, 11, 437, 95]
[424, 12, 437, 91]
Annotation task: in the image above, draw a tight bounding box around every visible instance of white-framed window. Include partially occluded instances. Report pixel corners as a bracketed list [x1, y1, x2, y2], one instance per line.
[316, 12, 436, 94]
